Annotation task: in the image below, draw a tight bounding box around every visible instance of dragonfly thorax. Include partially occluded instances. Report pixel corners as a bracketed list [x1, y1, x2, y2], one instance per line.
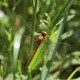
[36, 36, 44, 44]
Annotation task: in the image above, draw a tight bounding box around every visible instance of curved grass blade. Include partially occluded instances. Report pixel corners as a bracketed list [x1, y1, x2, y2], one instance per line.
[13, 27, 25, 79]
[67, 67, 80, 80]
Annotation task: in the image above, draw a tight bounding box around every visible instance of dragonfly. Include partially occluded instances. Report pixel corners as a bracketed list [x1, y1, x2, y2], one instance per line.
[14, 15, 71, 70]
[26, 31, 47, 67]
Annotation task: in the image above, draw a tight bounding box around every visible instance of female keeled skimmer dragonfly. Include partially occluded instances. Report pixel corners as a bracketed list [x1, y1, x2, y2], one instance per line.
[14, 15, 70, 68]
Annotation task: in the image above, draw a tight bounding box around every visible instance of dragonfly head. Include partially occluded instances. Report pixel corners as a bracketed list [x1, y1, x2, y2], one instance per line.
[41, 31, 47, 37]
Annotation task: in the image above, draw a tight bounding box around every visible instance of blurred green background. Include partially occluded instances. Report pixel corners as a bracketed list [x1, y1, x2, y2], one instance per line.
[0, 0, 80, 80]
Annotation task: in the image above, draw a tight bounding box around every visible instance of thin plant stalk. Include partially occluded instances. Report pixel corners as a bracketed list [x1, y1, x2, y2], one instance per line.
[28, 0, 38, 80]
[30, 0, 37, 55]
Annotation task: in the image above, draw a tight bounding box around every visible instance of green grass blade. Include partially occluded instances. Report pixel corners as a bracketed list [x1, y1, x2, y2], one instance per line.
[47, 0, 74, 35]
[67, 67, 80, 80]
[41, 21, 64, 80]
[28, 42, 45, 72]
[13, 27, 25, 80]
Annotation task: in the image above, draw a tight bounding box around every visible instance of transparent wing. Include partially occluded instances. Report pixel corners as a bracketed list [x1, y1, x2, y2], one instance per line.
[13, 15, 72, 70]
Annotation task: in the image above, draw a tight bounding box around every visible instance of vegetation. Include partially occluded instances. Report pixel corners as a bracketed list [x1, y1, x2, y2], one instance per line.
[0, 0, 80, 80]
